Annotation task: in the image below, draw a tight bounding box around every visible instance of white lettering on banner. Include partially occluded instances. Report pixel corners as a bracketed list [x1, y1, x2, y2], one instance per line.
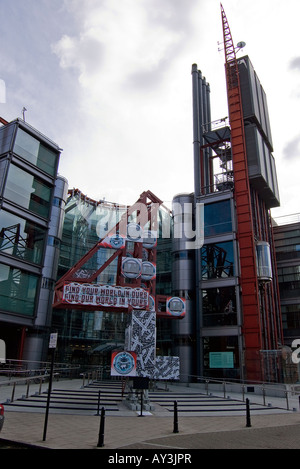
[63, 283, 148, 309]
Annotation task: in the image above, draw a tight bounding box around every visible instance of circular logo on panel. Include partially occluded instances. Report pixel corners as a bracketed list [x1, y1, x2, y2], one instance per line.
[113, 352, 135, 375]
[109, 234, 125, 249]
[167, 297, 185, 317]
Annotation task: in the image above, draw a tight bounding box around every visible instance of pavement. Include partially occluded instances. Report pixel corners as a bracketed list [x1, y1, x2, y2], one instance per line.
[1, 378, 300, 451]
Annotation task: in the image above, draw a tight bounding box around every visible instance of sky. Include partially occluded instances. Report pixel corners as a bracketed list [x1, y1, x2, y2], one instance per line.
[0, 0, 300, 220]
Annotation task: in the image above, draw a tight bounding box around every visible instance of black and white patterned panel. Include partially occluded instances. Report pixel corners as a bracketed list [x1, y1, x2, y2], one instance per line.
[154, 356, 180, 380]
[125, 311, 156, 378]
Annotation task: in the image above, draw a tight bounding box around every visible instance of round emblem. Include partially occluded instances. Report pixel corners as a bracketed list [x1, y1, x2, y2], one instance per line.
[109, 234, 124, 249]
[113, 352, 135, 375]
[167, 297, 185, 316]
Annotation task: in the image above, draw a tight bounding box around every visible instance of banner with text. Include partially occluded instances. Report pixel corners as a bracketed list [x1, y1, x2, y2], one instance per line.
[62, 283, 149, 309]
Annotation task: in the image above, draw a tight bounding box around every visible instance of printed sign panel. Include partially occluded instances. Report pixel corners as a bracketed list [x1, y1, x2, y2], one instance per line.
[62, 283, 148, 309]
[209, 352, 234, 369]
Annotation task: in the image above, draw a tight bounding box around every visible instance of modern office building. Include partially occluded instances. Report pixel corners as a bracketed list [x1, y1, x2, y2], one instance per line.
[0, 117, 66, 362]
[171, 8, 283, 383]
[273, 215, 300, 347]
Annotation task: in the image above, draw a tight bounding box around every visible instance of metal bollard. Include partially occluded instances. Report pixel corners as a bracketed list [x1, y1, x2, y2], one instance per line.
[26, 380, 30, 398]
[96, 390, 101, 416]
[138, 391, 144, 417]
[11, 382, 16, 402]
[173, 401, 179, 433]
[246, 398, 251, 427]
[97, 407, 105, 447]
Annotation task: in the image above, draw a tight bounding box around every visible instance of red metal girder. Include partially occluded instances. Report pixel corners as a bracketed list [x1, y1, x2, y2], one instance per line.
[221, 4, 262, 378]
[53, 190, 175, 318]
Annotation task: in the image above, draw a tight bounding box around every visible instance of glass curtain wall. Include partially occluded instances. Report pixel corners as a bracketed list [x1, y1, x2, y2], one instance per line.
[4, 164, 52, 219]
[0, 210, 46, 265]
[14, 128, 58, 177]
[200, 197, 240, 379]
[0, 263, 39, 317]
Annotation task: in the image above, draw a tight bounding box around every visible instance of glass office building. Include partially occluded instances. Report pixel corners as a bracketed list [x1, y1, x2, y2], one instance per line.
[0, 118, 66, 361]
[273, 215, 300, 346]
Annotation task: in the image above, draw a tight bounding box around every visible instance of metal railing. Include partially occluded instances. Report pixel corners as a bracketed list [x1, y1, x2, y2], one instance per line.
[0, 358, 80, 379]
[171, 375, 300, 411]
[0, 359, 81, 404]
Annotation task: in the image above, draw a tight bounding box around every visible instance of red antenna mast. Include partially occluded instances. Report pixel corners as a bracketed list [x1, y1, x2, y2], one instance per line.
[220, 4, 262, 380]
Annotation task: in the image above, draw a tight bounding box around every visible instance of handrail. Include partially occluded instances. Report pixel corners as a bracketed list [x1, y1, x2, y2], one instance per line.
[0, 358, 80, 381]
[0, 374, 51, 403]
[171, 374, 300, 411]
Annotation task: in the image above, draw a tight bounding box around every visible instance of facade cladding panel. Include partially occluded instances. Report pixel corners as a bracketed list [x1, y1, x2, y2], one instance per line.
[238, 55, 279, 208]
[238, 55, 273, 151]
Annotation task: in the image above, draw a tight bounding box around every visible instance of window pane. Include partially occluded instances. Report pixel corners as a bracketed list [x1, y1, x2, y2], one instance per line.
[201, 241, 235, 279]
[0, 263, 39, 317]
[14, 128, 58, 176]
[4, 164, 52, 218]
[204, 200, 232, 237]
[202, 286, 237, 326]
[0, 210, 46, 264]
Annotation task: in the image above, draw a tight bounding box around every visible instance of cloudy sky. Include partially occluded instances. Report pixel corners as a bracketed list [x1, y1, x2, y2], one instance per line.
[1, 0, 299, 219]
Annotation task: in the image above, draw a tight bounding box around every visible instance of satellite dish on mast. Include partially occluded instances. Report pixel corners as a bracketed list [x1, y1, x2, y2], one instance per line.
[237, 41, 246, 50]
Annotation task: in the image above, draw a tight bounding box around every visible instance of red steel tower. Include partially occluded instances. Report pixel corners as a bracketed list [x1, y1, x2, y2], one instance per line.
[220, 4, 283, 380]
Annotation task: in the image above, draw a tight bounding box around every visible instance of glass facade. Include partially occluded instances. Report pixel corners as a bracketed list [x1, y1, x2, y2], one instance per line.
[277, 266, 300, 299]
[4, 164, 52, 218]
[281, 305, 300, 335]
[14, 128, 58, 177]
[275, 229, 300, 261]
[0, 209, 46, 265]
[202, 286, 237, 327]
[0, 262, 39, 317]
[204, 200, 232, 237]
[201, 241, 235, 279]
[274, 221, 300, 347]
[0, 120, 62, 362]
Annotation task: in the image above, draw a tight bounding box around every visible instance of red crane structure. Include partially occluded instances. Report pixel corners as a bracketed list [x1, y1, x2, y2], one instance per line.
[220, 4, 282, 380]
[53, 189, 185, 319]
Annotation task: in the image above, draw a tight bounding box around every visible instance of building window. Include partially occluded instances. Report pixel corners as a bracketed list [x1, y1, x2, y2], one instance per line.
[278, 266, 300, 299]
[13, 128, 58, 177]
[204, 200, 232, 237]
[0, 210, 46, 265]
[4, 163, 52, 219]
[275, 229, 300, 261]
[202, 286, 237, 326]
[47, 236, 61, 248]
[0, 263, 39, 317]
[201, 241, 235, 279]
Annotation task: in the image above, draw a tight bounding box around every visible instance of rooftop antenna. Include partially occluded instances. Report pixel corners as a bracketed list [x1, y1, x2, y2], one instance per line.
[218, 40, 246, 54]
[22, 107, 27, 121]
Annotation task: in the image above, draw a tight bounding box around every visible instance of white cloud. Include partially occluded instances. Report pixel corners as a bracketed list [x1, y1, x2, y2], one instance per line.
[1, 0, 300, 215]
